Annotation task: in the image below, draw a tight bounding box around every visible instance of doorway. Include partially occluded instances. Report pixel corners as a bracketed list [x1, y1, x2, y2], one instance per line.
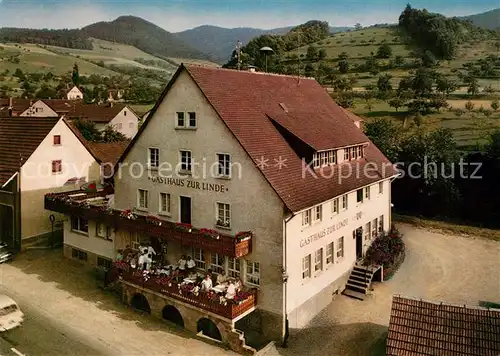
[0, 205, 14, 248]
[180, 196, 192, 224]
[355, 227, 363, 259]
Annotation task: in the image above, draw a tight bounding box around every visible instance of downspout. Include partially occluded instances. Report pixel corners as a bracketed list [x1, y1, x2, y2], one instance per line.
[388, 174, 401, 229]
[282, 212, 294, 348]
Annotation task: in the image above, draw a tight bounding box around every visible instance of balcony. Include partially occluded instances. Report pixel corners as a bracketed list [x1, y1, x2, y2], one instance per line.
[116, 265, 257, 320]
[44, 190, 252, 258]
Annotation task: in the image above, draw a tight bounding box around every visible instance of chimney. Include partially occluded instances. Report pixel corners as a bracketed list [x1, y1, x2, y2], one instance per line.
[8, 97, 12, 117]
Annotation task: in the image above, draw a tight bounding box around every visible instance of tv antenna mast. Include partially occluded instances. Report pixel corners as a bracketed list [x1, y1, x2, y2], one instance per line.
[297, 30, 301, 83]
[235, 40, 242, 70]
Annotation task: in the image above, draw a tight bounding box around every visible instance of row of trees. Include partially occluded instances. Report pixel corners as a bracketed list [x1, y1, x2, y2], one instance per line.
[0, 28, 92, 49]
[365, 118, 500, 227]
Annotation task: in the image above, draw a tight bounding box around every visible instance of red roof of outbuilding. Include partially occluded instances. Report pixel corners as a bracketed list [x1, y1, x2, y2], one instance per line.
[119, 64, 396, 212]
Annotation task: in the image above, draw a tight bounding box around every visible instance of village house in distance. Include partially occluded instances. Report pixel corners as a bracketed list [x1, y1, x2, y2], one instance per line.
[44, 64, 397, 352]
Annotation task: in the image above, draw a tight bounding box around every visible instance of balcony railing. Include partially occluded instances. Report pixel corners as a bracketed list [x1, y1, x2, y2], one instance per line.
[44, 190, 252, 258]
[116, 266, 257, 320]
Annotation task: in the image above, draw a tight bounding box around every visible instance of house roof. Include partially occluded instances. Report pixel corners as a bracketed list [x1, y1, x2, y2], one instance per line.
[66, 103, 127, 123]
[119, 64, 396, 213]
[387, 295, 500, 356]
[0, 117, 59, 185]
[0, 99, 33, 116]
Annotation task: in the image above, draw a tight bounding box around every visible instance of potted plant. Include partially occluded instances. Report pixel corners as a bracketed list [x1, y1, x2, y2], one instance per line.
[216, 219, 230, 228]
[146, 215, 163, 226]
[120, 209, 137, 220]
[175, 222, 192, 232]
[200, 228, 220, 239]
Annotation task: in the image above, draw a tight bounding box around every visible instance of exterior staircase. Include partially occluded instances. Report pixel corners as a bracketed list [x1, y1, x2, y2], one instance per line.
[342, 263, 380, 301]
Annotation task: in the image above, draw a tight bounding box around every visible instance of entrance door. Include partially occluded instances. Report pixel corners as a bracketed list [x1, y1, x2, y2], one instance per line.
[0, 205, 14, 247]
[180, 196, 192, 224]
[355, 227, 363, 259]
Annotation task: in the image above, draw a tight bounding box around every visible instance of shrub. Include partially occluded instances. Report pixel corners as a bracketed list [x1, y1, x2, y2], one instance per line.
[363, 226, 405, 276]
[465, 101, 475, 111]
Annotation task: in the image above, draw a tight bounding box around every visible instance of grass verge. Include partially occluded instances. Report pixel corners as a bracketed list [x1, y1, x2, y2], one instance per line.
[393, 213, 500, 241]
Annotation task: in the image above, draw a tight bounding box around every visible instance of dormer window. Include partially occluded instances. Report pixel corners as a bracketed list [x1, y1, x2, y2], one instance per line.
[313, 150, 336, 168]
[344, 145, 365, 161]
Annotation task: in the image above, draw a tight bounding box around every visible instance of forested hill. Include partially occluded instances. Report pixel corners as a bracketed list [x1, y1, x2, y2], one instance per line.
[0, 28, 92, 49]
[82, 16, 210, 60]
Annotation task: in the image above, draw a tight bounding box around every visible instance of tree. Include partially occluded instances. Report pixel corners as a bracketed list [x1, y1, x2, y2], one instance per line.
[491, 99, 499, 111]
[306, 45, 319, 61]
[338, 52, 349, 61]
[355, 23, 363, 30]
[436, 76, 457, 96]
[392, 55, 405, 68]
[72, 63, 80, 86]
[422, 50, 438, 67]
[466, 77, 479, 97]
[465, 101, 475, 111]
[304, 63, 315, 77]
[338, 59, 349, 73]
[13, 68, 25, 81]
[74, 119, 101, 141]
[318, 49, 327, 60]
[336, 93, 354, 108]
[35, 84, 58, 99]
[102, 125, 127, 143]
[388, 96, 406, 112]
[377, 73, 393, 93]
[364, 117, 402, 162]
[376, 44, 392, 59]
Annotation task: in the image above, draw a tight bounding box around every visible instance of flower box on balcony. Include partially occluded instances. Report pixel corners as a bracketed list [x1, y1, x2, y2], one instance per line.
[216, 219, 230, 229]
[146, 215, 163, 226]
[199, 228, 220, 240]
[120, 209, 137, 220]
[235, 231, 252, 242]
[175, 222, 192, 232]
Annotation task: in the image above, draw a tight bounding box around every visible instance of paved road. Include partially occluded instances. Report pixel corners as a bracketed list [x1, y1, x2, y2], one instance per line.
[0, 249, 236, 356]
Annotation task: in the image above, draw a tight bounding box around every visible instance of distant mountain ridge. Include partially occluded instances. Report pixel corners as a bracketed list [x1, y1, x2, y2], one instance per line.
[82, 16, 211, 61]
[459, 8, 500, 30]
[174, 25, 352, 63]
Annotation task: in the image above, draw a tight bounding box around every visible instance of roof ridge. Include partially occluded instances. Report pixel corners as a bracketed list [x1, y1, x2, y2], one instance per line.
[393, 294, 500, 312]
[184, 63, 316, 80]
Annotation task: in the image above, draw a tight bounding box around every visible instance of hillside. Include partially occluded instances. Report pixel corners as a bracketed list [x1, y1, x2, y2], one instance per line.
[175, 24, 351, 63]
[82, 16, 210, 61]
[460, 8, 500, 30]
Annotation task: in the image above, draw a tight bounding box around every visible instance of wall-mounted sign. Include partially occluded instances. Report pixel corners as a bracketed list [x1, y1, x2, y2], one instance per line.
[148, 176, 228, 193]
[300, 218, 349, 247]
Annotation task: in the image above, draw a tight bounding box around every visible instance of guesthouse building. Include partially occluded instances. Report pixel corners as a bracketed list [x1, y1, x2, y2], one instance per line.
[44, 64, 396, 352]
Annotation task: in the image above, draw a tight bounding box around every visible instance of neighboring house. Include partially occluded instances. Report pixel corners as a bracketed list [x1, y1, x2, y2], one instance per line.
[44, 64, 396, 352]
[387, 295, 500, 355]
[66, 86, 84, 100]
[0, 117, 101, 251]
[1, 98, 139, 139]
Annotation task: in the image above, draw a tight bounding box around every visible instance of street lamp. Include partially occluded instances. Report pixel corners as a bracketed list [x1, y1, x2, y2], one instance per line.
[259, 46, 274, 73]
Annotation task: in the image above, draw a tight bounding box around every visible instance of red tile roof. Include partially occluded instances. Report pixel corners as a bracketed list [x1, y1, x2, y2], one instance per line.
[387, 296, 500, 356]
[119, 64, 397, 212]
[66, 102, 127, 123]
[0, 98, 33, 116]
[0, 117, 59, 185]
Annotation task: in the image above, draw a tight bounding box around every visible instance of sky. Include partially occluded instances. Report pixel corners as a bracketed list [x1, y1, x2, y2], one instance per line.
[0, 0, 497, 32]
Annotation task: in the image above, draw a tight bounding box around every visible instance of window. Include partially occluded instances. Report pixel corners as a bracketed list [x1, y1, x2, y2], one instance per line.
[341, 194, 348, 210]
[228, 257, 241, 278]
[302, 255, 311, 279]
[96, 223, 111, 239]
[130, 232, 140, 251]
[326, 242, 334, 265]
[357, 146, 362, 158]
[217, 153, 231, 177]
[313, 150, 336, 168]
[302, 209, 311, 226]
[53, 135, 61, 145]
[71, 216, 88, 234]
[211, 253, 224, 274]
[350, 147, 357, 160]
[129, 122, 134, 128]
[216, 202, 231, 228]
[159, 193, 171, 215]
[379, 215, 384, 232]
[176, 112, 185, 127]
[344, 149, 349, 161]
[313, 205, 322, 222]
[328, 150, 336, 164]
[364, 222, 371, 240]
[188, 112, 196, 127]
[52, 160, 62, 174]
[365, 186, 370, 200]
[312, 154, 319, 168]
[379, 182, 384, 194]
[336, 236, 344, 259]
[148, 148, 159, 169]
[180, 150, 192, 172]
[357, 189, 363, 203]
[36, 107, 43, 113]
[71, 248, 87, 261]
[115, 123, 122, 130]
[193, 248, 206, 270]
[372, 218, 378, 238]
[246, 261, 260, 286]
[331, 198, 338, 214]
[320, 152, 328, 166]
[138, 189, 148, 209]
[97, 257, 112, 269]
[314, 248, 323, 272]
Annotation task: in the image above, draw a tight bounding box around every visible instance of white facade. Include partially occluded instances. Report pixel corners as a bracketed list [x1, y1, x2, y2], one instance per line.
[97, 106, 139, 139]
[20, 119, 100, 241]
[67, 86, 83, 100]
[19, 100, 58, 117]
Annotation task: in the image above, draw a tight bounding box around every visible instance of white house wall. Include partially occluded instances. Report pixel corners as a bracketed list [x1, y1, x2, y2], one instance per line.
[20, 119, 100, 240]
[285, 179, 391, 328]
[63, 219, 115, 260]
[19, 100, 58, 117]
[108, 107, 139, 139]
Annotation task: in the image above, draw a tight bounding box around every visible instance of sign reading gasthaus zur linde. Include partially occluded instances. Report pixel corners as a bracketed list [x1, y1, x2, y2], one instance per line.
[148, 176, 229, 193]
[300, 218, 349, 247]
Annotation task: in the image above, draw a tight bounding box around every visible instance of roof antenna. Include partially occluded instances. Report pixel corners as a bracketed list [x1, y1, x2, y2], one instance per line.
[297, 30, 301, 84]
